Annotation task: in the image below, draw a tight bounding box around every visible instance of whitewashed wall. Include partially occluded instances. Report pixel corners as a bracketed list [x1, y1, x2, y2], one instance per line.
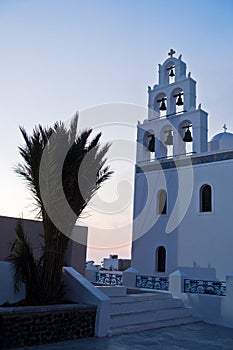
[132, 157, 233, 280]
[0, 262, 25, 305]
[178, 158, 233, 280]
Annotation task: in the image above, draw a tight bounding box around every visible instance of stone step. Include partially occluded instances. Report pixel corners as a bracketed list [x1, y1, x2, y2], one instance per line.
[110, 292, 172, 304]
[110, 316, 201, 336]
[96, 286, 126, 297]
[111, 297, 184, 315]
[110, 307, 192, 328]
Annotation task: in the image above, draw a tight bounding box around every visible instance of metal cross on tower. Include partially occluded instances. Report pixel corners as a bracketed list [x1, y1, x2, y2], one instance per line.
[168, 49, 176, 57]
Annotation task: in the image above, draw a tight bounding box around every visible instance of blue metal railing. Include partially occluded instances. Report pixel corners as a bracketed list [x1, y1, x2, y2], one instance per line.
[136, 275, 169, 291]
[95, 272, 123, 286]
[184, 279, 226, 296]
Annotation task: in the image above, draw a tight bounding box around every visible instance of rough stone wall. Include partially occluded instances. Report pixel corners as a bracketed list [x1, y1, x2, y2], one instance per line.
[0, 304, 96, 348]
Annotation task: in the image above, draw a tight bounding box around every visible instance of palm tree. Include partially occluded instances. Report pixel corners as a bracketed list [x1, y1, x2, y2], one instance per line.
[7, 219, 42, 304]
[8, 114, 112, 304]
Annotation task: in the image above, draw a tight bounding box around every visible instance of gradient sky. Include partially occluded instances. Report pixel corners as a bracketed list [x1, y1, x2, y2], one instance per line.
[1, 0, 233, 264]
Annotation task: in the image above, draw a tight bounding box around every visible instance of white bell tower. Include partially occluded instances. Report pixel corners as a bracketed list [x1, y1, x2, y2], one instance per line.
[137, 49, 208, 163]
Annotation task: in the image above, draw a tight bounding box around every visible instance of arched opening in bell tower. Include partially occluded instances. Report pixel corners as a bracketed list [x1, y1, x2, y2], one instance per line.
[178, 120, 193, 155]
[165, 62, 175, 85]
[170, 87, 184, 115]
[154, 93, 167, 118]
[160, 125, 174, 158]
[157, 190, 167, 215]
[143, 129, 155, 161]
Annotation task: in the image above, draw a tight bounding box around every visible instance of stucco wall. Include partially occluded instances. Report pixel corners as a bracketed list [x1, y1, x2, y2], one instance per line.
[178, 159, 233, 280]
[0, 262, 25, 305]
[132, 156, 233, 280]
[0, 215, 87, 276]
[132, 168, 178, 275]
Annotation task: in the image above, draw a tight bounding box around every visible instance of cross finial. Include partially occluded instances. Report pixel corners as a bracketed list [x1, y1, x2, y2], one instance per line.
[168, 49, 176, 57]
[223, 124, 227, 132]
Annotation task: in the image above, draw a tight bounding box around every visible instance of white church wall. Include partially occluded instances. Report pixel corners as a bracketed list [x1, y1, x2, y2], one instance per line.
[132, 156, 233, 280]
[132, 168, 179, 275]
[178, 158, 233, 280]
[132, 50, 233, 327]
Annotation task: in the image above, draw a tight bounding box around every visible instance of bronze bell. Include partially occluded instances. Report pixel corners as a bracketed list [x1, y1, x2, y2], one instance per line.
[164, 130, 173, 145]
[159, 98, 166, 111]
[183, 128, 193, 142]
[169, 68, 175, 77]
[176, 93, 184, 106]
[148, 135, 155, 152]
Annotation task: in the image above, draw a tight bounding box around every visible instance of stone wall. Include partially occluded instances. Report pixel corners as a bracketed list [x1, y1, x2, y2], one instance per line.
[0, 304, 96, 348]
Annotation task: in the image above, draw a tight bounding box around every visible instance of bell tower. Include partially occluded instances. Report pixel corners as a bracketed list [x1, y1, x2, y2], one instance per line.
[137, 49, 208, 162]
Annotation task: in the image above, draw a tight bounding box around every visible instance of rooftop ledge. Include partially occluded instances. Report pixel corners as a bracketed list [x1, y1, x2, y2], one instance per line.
[136, 150, 233, 172]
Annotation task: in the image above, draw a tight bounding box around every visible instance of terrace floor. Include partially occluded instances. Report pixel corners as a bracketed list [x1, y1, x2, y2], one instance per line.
[13, 322, 233, 350]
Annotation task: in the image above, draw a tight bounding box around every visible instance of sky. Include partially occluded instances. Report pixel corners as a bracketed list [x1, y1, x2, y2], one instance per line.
[0, 0, 233, 264]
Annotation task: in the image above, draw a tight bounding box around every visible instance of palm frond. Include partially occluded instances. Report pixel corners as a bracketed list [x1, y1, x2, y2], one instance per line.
[13, 114, 113, 304]
[6, 219, 40, 301]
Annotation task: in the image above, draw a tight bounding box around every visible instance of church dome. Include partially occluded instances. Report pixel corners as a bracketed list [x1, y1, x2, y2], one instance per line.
[209, 131, 233, 152]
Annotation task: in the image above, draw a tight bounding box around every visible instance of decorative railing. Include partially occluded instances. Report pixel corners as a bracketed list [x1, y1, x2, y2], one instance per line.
[95, 272, 123, 286]
[136, 275, 169, 291]
[184, 279, 226, 296]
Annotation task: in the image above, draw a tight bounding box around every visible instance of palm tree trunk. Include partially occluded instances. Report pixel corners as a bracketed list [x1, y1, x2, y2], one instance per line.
[41, 213, 69, 303]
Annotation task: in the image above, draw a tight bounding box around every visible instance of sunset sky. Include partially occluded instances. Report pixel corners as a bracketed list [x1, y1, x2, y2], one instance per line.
[1, 0, 233, 263]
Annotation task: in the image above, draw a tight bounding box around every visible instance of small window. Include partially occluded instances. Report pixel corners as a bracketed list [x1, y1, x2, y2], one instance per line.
[157, 246, 166, 272]
[158, 190, 167, 215]
[200, 184, 212, 212]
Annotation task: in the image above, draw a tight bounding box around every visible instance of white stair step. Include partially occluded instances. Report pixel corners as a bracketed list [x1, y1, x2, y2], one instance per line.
[110, 307, 192, 328]
[110, 316, 201, 336]
[111, 298, 183, 314]
[96, 286, 126, 297]
[110, 292, 172, 304]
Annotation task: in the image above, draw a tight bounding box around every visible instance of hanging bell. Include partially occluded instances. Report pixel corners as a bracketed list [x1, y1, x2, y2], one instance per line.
[169, 68, 175, 77]
[159, 98, 167, 111]
[183, 128, 193, 142]
[148, 135, 155, 152]
[176, 93, 184, 106]
[164, 130, 173, 145]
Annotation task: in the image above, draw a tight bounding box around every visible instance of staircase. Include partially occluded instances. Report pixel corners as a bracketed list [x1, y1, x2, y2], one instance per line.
[108, 290, 199, 336]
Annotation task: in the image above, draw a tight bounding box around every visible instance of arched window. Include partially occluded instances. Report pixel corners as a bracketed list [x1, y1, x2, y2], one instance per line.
[157, 246, 166, 272]
[200, 184, 212, 212]
[158, 190, 167, 215]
